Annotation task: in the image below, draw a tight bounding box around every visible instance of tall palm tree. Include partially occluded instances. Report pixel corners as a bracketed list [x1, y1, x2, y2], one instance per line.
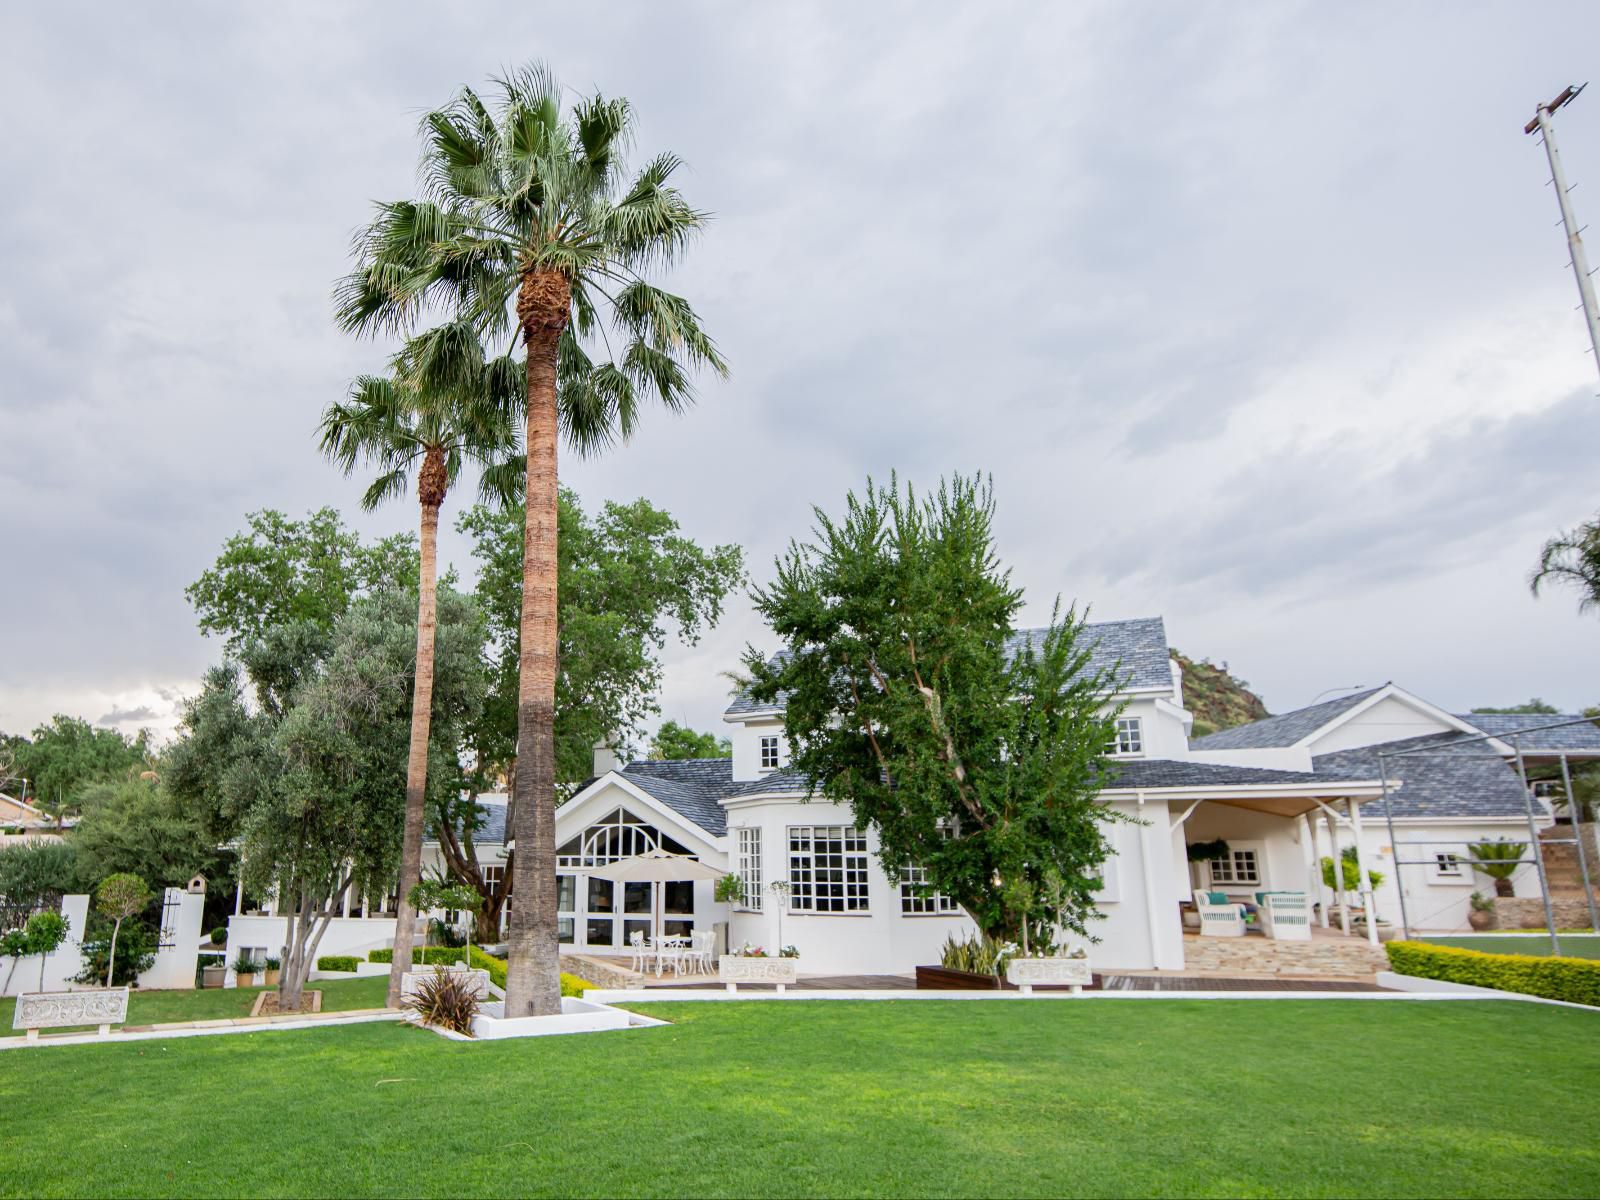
[1532, 513, 1600, 614]
[319, 322, 521, 1007]
[336, 63, 726, 1016]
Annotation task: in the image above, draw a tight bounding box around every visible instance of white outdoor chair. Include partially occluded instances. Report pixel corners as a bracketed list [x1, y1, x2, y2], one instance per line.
[691, 930, 716, 975]
[628, 930, 648, 973]
[653, 936, 683, 977]
[1259, 892, 1311, 941]
[1195, 892, 1246, 937]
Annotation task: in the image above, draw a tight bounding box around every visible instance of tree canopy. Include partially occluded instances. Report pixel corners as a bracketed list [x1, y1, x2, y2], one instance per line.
[184, 508, 419, 653]
[745, 474, 1124, 950]
[0, 716, 149, 819]
[649, 720, 731, 760]
[71, 778, 217, 891]
[458, 490, 743, 788]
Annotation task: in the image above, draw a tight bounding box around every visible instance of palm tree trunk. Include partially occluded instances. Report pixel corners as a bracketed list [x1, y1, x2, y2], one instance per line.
[504, 269, 569, 1018]
[387, 450, 447, 1008]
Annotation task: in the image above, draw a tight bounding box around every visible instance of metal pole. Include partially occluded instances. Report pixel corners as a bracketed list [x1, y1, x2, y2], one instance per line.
[1377, 757, 1411, 941]
[1557, 753, 1600, 932]
[1511, 734, 1561, 954]
[1529, 86, 1600, 383]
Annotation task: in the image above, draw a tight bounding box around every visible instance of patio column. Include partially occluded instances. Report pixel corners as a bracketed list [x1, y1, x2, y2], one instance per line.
[1301, 815, 1329, 928]
[1347, 798, 1380, 945]
[234, 853, 244, 917]
[1324, 811, 1349, 935]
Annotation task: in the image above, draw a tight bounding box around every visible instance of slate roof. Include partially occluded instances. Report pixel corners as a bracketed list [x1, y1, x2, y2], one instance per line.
[1457, 713, 1600, 755]
[1312, 732, 1530, 820]
[1100, 759, 1352, 790]
[613, 759, 738, 835]
[1189, 686, 1385, 751]
[726, 617, 1173, 717]
[435, 800, 508, 847]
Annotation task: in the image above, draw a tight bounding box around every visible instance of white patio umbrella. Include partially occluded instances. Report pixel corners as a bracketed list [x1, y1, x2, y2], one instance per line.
[586, 849, 724, 947]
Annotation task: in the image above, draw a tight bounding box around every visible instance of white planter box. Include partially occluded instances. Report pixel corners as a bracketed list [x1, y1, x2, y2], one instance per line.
[400, 966, 491, 1004]
[471, 996, 635, 1040]
[1005, 957, 1092, 995]
[718, 955, 799, 992]
[12, 987, 129, 1040]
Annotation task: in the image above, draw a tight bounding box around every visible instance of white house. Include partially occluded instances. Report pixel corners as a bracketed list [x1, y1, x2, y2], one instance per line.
[226, 617, 1594, 979]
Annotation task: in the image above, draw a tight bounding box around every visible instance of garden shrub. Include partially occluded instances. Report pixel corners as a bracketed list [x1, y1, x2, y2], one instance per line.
[463, 946, 591, 996]
[405, 968, 479, 1036]
[367, 946, 467, 966]
[315, 955, 360, 973]
[74, 917, 157, 987]
[1386, 940, 1600, 1007]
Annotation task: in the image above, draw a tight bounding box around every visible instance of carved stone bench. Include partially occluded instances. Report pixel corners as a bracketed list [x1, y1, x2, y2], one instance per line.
[12, 987, 130, 1040]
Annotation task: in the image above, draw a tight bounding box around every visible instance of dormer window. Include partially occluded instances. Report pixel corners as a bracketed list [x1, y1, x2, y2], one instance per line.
[760, 735, 782, 771]
[1109, 716, 1143, 757]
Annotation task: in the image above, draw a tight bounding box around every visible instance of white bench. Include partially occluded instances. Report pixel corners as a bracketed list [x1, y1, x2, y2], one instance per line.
[12, 987, 129, 1040]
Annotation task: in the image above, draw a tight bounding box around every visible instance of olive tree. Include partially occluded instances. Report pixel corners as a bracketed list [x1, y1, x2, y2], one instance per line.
[94, 873, 152, 988]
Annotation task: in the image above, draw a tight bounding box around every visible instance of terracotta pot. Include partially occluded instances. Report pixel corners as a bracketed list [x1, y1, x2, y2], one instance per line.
[1468, 908, 1496, 931]
[236, 972, 258, 988]
[262, 969, 281, 986]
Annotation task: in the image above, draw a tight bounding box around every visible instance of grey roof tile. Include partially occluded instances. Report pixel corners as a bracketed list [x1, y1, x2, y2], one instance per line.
[727, 617, 1173, 717]
[1457, 713, 1600, 755]
[613, 759, 738, 836]
[1101, 758, 1351, 789]
[1313, 733, 1530, 819]
[1190, 686, 1385, 751]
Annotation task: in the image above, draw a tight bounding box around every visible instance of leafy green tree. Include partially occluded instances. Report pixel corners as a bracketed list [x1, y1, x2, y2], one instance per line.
[745, 475, 1124, 952]
[2, 716, 150, 826]
[1320, 846, 1384, 894]
[9, 910, 68, 992]
[71, 779, 216, 890]
[1532, 513, 1600, 615]
[440, 493, 741, 937]
[649, 721, 731, 761]
[94, 873, 152, 988]
[1471, 700, 1560, 714]
[320, 328, 519, 1007]
[166, 588, 484, 1010]
[339, 62, 727, 1017]
[74, 918, 157, 989]
[0, 841, 77, 912]
[185, 508, 419, 653]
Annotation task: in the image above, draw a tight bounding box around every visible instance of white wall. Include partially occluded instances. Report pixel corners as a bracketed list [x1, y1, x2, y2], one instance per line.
[1, 894, 89, 996]
[139, 889, 204, 990]
[1367, 820, 1544, 933]
[726, 715, 787, 783]
[1305, 694, 1457, 756]
[224, 914, 400, 986]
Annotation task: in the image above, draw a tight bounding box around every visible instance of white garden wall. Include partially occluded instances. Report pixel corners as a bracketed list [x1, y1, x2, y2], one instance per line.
[1, 894, 89, 997]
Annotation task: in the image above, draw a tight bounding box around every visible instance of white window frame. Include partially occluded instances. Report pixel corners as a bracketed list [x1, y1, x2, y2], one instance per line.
[737, 827, 763, 911]
[1426, 849, 1472, 886]
[787, 825, 870, 913]
[759, 734, 782, 772]
[1108, 716, 1144, 757]
[1207, 845, 1261, 887]
[899, 864, 960, 916]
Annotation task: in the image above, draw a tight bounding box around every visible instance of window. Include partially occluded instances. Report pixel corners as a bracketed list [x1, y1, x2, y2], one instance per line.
[759, 735, 781, 771]
[1434, 853, 1462, 877]
[899, 865, 960, 915]
[788, 826, 870, 912]
[1208, 849, 1260, 886]
[737, 827, 763, 910]
[1109, 716, 1143, 756]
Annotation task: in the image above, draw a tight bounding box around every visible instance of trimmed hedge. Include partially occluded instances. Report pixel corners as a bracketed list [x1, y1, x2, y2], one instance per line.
[367, 947, 467, 966]
[1385, 940, 1600, 1007]
[316, 955, 360, 973]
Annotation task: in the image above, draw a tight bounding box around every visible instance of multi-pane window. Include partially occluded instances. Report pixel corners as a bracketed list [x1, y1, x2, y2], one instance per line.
[1208, 849, 1260, 886]
[737, 827, 763, 910]
[1434, 853, 1462, 878]
[899, 864, 960, 915]
[1109, 716, 1143, 756]
[788, 826, 870, 912]
[759, 735, 782, 771]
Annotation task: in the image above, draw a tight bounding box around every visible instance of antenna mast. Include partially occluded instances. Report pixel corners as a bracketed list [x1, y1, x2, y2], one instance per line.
[1526, 84, 1600, 384]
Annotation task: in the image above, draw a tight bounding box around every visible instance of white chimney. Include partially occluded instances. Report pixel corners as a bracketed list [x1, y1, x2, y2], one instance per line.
[592, 739, 622, 777]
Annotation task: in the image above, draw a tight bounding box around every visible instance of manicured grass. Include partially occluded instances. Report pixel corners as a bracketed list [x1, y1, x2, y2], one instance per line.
[1422, 933, 1600, 959]
[0, 975, 388, 1036]
[2, 1000, 1598, 1197]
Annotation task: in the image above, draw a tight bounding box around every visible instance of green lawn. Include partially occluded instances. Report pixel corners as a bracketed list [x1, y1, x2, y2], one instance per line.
[0, 975, 389, 1035]
[1, 1000, 1597, 1198]
[1421, 933, 1600, 959]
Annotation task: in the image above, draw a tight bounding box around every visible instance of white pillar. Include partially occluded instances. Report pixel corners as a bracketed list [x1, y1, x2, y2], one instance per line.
[1325, 812, 1349, 935]
[1347, 799, 1379, 945]
[1301, 816, 1329, 928]
[234, 872, 243, 918]
[1135, 794, 1170, 970]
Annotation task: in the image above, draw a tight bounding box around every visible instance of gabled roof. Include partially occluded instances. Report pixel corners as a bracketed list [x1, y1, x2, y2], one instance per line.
[599, 759, 741, 836]
[1190, 687, 1384, 751]
[1457, 713, 1600, 756]
[432, 799, 507, 847]
[727, 617, 1173, 718]
[1101, 759, 1347, 790]
[1313, 733, 1530, 820]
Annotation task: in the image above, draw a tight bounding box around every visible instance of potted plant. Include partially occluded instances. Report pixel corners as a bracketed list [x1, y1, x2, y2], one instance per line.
[209, 926, 227, 948]
[201, 961, 227, 988]
[232, 952, 263, 987]
[1468, 891, 1497, 931]
[719, 942, 799, 991]
[713, 873, 744, 905]
[262, 956, 282, 986]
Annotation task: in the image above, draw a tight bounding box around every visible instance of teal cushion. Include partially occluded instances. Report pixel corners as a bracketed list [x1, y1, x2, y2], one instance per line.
[1207, 892, 1230, 905]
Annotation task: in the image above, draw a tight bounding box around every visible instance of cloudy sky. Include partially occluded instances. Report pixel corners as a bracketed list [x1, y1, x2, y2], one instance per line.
[4, 2, 1600, 747]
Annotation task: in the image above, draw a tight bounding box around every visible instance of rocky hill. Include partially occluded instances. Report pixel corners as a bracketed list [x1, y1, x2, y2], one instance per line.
[1173, 650, 1270, 738]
